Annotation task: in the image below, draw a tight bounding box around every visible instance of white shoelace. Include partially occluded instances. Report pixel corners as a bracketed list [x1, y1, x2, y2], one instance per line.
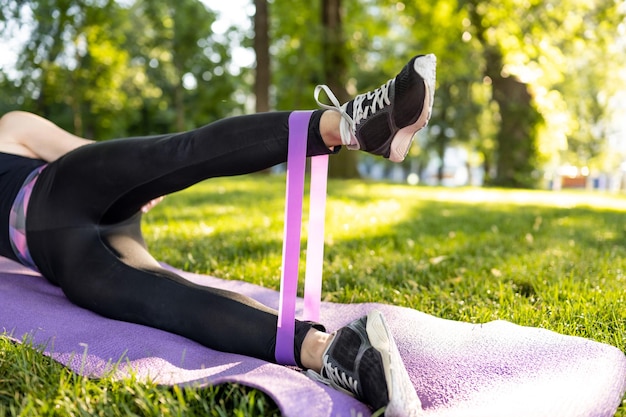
[314, 80, 393, 150]
[314, 85, 357, 148]
[352, 80, 392, 127]
[306, 354, 360, 398]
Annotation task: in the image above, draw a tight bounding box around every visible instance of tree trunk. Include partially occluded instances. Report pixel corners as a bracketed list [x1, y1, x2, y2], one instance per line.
[433, 83, 453, 186]
[485, 48, 539, 188]
[321, 0, 359, 178]
[467, 2, 540, 188]
[254, 0, 270, 113]
[173, 25, 185, 132]
[174, 70, 185, 132]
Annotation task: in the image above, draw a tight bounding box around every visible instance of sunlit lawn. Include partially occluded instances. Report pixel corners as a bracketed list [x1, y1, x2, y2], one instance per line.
[2, 175, 625, 416]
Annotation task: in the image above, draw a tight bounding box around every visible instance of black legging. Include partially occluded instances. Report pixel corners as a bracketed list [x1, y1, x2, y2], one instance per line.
[25, 110, 330, 367]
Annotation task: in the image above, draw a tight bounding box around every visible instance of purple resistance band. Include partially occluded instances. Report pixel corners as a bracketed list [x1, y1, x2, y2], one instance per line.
[274, 111, 329, 365]
[303, 154, 328, 322]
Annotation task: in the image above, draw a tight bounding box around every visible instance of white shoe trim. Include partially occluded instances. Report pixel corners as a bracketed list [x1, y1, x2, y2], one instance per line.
[388, 54, 437, 163]
[366, 310, 423, 417]
[388, 81, 432, 163]
[413, 54, 437, 121]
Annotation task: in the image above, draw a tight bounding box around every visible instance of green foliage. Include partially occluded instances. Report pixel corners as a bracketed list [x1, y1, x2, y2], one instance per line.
[0, 0, 625, 178]
[463, 0, 626, 182]
[1, 0, 137, 137]
[269, 0, 325, 110]
[325, 0, 625, 186]
[130, 0, 240, 133]
[0, 0, 243, 139]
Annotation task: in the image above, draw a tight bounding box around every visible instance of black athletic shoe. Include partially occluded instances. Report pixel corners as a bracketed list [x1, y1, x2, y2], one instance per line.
[314, 54, 436, 162]
[307, 310, 422, 416]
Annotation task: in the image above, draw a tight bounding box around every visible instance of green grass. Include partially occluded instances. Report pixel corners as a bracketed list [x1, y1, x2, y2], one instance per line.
[2, 176, 626, 416]
[0, 337, 279, 416]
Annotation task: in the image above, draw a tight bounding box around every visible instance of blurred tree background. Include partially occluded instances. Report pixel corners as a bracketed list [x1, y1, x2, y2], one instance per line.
[0, 0, 625, 188]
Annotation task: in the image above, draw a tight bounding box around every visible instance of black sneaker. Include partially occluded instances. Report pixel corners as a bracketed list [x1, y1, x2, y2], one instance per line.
[306, 310, 422, 416]
[314, 54, 436, 163]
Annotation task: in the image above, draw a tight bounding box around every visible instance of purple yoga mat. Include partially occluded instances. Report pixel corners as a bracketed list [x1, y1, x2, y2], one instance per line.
[1, 256, 625, 417]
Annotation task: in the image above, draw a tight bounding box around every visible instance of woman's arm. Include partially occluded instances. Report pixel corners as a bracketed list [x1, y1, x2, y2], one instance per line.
[0, 111, 94, 162]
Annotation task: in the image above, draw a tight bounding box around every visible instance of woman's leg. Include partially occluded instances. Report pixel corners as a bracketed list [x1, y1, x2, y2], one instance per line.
[26, 111, 330, 366]
[33, 215, 319, 364]
[25, 53, 434, 412]
[31, 111, 331, 227]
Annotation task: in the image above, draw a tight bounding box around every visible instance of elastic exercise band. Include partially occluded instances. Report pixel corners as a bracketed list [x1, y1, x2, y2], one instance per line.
[303, 155, 328, 322]
[274, 111, 328, 365]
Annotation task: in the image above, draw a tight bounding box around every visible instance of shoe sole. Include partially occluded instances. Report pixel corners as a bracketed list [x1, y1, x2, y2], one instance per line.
[389, 54, 437, 163]
[366, 310, 423, 416]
